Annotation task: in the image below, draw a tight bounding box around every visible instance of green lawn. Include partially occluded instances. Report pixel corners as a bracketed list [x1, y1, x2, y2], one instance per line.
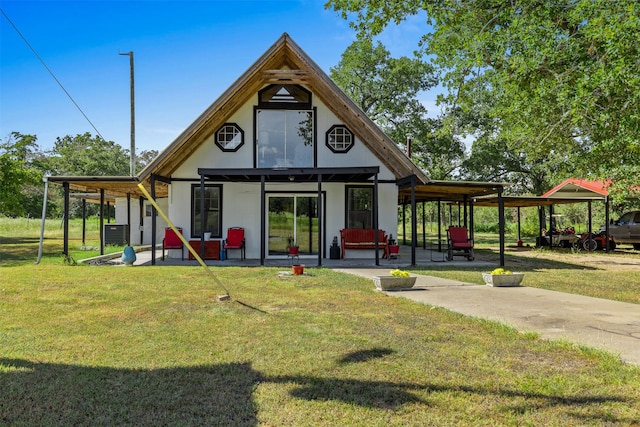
[1, 217, 640, 425]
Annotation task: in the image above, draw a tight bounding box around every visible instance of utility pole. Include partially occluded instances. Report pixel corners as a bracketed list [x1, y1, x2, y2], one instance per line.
[119, 51, 135, 176]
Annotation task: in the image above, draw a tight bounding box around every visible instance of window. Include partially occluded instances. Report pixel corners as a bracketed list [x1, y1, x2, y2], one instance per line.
[215, 123, 244, 151]
[346, 186, 373, 229]
[256, 84, 314, 168]
[326, 125, 354, 153]
[256, 109, 314, 168]
[259, 84, 311, 109]
[191, 184, 222, 238]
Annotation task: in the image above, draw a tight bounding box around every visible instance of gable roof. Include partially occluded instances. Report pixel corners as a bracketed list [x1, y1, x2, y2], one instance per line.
[138, 33, 428, 184]
[541, 178, 610, 199]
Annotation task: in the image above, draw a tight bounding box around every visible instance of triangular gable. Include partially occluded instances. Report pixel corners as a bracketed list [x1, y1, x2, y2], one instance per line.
[541, 178, 610, 198]
[139, 33, 426, 184]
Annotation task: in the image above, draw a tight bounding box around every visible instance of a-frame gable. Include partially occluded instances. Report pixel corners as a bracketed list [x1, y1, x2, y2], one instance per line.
[139, 33, 427, 184]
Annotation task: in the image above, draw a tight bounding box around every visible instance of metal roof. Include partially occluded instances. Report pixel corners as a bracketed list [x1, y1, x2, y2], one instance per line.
[398, 180, 509, 203]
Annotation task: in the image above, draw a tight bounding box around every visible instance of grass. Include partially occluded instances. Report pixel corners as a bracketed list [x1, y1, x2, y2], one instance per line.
[0, 216, 124, 267]
[1, 266, 639, 425]
[1, 217, 640, 425]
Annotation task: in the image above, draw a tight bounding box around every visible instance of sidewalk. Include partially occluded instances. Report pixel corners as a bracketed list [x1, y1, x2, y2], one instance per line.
[336, 268, 640, 366]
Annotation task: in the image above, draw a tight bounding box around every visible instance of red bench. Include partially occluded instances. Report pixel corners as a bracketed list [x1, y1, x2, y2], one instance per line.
[339, 228, 389, 259]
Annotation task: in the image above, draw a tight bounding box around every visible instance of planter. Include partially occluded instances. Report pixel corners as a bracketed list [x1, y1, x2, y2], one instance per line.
[373, 275, 417, 291]
[292, 264, 305, 275]
[482, 272, 524, 287]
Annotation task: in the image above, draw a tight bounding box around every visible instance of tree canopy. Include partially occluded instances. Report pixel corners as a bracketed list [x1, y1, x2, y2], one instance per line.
[330, 39, 465, 179]
[0, 133, 43, 216]
[327, 0, 640, 199]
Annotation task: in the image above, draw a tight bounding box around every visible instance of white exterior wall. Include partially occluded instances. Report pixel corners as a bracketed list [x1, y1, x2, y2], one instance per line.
[158, 87, 400, 259]
[114, 197, 167, 246]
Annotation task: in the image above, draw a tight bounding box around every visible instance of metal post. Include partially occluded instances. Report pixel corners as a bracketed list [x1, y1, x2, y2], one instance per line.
[63, 182, 70, 257]
[410, 175, 417, 266]
[498, 186, 505, 267]
[317, 174, 323, 267]
[200, 174, 206, 260]
[373, 174, 380, 266]
[99, 189, 104, 255]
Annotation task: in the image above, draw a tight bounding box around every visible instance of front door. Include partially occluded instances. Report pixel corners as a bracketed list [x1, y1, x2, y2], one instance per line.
[267, 194, 319, 257]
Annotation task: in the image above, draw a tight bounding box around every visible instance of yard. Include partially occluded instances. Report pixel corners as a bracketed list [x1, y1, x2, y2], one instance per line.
[1, 217, 640, 425]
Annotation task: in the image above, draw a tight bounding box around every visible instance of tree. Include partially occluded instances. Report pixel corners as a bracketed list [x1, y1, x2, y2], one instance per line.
[136, 149, 159, 172]
[327, 0, 640, 199]
[330, 39, 436, 126]
[0, 133, 43, 216]
[48, 132, 130, 176]
[330, 39, 466, 179]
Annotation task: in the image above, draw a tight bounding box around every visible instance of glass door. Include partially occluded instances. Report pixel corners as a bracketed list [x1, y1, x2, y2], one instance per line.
[268, 195, 319, 256]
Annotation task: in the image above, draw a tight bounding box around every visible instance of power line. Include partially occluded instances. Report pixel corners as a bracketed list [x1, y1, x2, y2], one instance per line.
[1, 7, 106, 140]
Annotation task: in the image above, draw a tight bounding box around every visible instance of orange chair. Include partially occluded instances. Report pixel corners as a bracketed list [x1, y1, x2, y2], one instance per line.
[447, 226, 474, 261]
[162, 227, 184, 261]
[223, 227, 245, 260]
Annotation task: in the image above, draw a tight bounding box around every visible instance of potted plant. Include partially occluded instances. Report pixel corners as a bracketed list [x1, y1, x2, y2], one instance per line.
[482, 268, 525, 287]
[288, 236, 299, 255]
[372, 269, 417, 291]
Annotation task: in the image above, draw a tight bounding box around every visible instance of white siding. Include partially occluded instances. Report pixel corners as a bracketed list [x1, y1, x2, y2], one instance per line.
[150, 87, 400, 259]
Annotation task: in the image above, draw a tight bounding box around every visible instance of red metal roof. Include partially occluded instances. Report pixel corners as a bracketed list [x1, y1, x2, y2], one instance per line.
[541, 178, 610, 198]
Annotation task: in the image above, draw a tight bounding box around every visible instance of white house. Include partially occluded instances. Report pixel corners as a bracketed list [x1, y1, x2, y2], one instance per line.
[124, 33, 426, 263]
[51, 34, 507, 266]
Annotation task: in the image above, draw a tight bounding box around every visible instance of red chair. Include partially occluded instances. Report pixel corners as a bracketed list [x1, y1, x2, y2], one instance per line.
[447, 226, 474, 261]
[162, 227, 184, 261]
[223, 227, 245, 260]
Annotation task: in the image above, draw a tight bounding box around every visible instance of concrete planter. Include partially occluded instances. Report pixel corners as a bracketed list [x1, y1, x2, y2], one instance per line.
[482, 273, 524, 287]
[373, 276, 417, 291]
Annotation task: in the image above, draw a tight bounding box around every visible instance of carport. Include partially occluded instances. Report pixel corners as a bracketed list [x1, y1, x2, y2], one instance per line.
[396, 179, 509, 266]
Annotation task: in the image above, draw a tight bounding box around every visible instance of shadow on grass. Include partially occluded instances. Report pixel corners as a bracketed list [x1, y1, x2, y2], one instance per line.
[420, 248, 601, 272]
[1, 358, 261, 426]
[2, 355, 633, 425]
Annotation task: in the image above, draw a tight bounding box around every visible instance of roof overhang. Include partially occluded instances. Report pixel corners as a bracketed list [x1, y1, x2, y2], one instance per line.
[472, 195, 605, 208]
[198, 166, 380, 183]
[397, 180, 509, 203]
[46, 176, 168, 198]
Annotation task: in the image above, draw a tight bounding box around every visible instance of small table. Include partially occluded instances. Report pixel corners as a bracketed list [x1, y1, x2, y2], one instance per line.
[188, 239, 220, 260]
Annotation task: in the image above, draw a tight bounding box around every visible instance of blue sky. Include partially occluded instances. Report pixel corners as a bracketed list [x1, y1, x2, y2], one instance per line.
[1, 0, 433, 153]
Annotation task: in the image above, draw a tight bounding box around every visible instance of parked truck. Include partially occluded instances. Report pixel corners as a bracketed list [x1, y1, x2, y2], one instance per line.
[601, 211, 640, 250]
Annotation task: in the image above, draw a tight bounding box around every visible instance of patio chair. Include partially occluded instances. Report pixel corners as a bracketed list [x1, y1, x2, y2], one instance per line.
[446, 226, 474, 261]
[223, 227, 246, 260]
[162, 227, 184, 261]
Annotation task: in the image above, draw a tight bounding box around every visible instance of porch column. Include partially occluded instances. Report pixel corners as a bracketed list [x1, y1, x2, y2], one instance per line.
[469, 201, 475, 242]
[373, 172, 380, 266]
[82, 198, 86, 247]
[317, 173, 322, 267]
[410, 175, 417, 266]
[437, 200, 442, 252]
[605, 196, 610, 252]
[517, 207, 521, 243]
[422, 201, 426, 249]
[549, 204, 554, 251]
[260, 175, 265, 265]
[200, 175, 206, 260]
[587, 200, 596, 252]
[139, 197, 144, 245]
[99, 189, 104, 255]
[151, 175, 157, 265]
[498, 186, 505, 267]
[463, 196, 468, 228]
[63, 182, 70, 257]
[126, 193, 131, 246]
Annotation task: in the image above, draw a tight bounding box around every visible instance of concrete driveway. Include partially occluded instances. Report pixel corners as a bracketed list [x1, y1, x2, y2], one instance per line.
[336, 268, 640, 366]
